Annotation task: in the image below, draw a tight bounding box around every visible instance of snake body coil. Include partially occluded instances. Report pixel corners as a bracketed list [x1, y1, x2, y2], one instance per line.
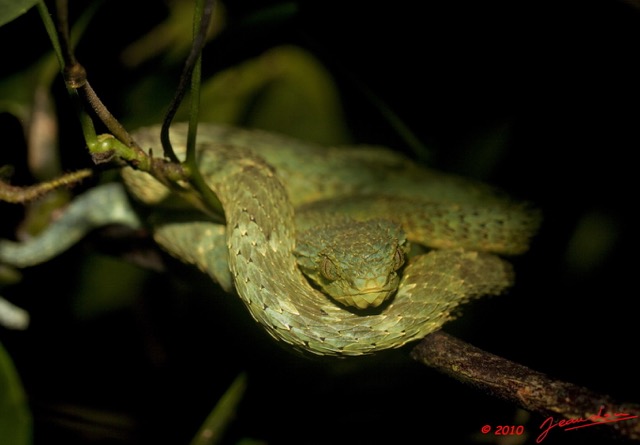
[123, 124, 538, 356]
[0, 124, 539, 356]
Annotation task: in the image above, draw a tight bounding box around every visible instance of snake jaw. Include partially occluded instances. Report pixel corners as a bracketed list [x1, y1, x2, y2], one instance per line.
[297, 264, 400, 310]
[342, 274, 400, 309]
[336, 290, 393, 309]
[320, 271, 401, 309]
[303, 251, 404, 310]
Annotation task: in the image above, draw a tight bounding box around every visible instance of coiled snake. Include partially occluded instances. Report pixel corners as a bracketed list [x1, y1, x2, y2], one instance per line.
[0, 124, 540, 356]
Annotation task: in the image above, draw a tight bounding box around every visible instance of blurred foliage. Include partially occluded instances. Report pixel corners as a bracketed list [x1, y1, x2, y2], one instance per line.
[120, 0, 227, 68]
[0, 0, 38, 27]
[182, 45, 350, 145]
[190, 373, 247, 445]
[0, 341, 31, 445]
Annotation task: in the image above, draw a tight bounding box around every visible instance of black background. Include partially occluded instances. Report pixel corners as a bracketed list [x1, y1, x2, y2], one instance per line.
[1, 1, 639, 444]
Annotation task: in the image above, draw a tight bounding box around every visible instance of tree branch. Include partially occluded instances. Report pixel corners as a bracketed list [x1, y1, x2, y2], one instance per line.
[411, 331, 640, 443]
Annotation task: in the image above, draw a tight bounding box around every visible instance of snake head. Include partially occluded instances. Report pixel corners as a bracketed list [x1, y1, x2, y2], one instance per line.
[295, 219, 409, 309]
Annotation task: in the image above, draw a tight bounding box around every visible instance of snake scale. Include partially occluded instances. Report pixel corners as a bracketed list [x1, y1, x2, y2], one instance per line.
[0, 123, 540, 356]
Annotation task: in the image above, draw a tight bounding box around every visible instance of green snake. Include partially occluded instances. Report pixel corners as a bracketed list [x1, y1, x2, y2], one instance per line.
[0, 123, 540, 356]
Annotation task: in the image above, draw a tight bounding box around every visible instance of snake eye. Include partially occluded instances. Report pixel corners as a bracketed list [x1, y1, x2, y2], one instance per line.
[392, 246, 406, 271]
[320, 257, 339, 281]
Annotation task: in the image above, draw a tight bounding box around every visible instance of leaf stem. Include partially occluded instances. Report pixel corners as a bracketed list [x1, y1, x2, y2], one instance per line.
[36, 1, 65, 70]
[184, 0, 223, 216]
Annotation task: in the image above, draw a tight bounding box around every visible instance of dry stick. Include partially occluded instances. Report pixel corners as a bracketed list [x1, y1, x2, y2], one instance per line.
[411, 331, 640, 443]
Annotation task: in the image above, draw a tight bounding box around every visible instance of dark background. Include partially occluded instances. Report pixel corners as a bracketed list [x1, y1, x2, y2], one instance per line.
[1, 1, 639, 444]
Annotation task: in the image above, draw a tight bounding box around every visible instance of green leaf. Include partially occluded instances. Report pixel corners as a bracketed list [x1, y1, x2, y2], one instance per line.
[0, 0, 39, 27]
[0, 341, 32, 445]
[190, 373, 247, 445]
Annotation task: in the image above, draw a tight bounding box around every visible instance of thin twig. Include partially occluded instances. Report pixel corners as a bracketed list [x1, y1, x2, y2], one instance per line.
[78, 80, 139, 151]
[0, 169, 92, 203]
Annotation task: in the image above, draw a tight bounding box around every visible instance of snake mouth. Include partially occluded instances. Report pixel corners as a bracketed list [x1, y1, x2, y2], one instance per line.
[351, 289, 394, 309]
[340, 279, 399, 309]
[342, 274, 401, 309]
[314, 272, 401, 310]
